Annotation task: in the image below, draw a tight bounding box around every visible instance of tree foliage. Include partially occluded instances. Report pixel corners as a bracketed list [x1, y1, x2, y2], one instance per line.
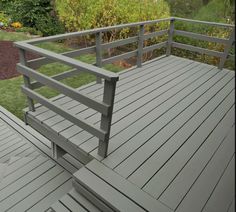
[166, 0, 203, 17]
[55, 0, 170, 34]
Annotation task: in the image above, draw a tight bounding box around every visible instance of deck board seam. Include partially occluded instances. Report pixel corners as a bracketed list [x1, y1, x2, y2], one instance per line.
[99, 65, 221, 157]
[174, 125, 235, 211]
[74, 62, 205, 147]
[3, 169, 67, 211]
[131, 79, 235, 185]
[156, 104, 235, 200]
[200, 154, 235, 212]
[24, 177, 73, 212]
[0, 160, 54, 194]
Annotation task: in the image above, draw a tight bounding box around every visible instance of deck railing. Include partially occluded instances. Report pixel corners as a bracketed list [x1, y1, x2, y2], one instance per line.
[15, 17, 235, 158]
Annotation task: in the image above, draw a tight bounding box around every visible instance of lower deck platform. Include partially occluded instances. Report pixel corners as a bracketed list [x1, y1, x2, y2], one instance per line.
[21, 55, 235, 211]
[0, 106, 100, 212]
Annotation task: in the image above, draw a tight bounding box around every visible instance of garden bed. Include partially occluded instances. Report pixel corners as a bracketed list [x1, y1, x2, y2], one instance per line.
[0, 40, 38, 79]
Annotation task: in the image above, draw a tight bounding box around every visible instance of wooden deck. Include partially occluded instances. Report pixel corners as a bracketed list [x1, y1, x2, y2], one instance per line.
[0, 106, 100, 212]
[24, 55, 235, 212]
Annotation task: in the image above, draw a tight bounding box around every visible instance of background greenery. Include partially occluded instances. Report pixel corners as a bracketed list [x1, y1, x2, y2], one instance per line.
[0, 0, 235, 119]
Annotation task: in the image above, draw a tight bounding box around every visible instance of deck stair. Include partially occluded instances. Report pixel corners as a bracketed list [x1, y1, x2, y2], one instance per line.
[72, 159, 172, 212]
[46, 188, 101, 212]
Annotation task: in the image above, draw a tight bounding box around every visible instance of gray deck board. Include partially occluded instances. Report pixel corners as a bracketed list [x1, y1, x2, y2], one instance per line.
[29, 56, 174, 125]
[85, 159, 172, 212]
[201, 154, 235, 212]
[126, 77, 234, 187]
[41, 56, 185, 132]
[175, 125, 235, 212]
[98, 64, 225, 165]
[81, 62, 213, 154]
[23, 55, 235, 212]
[228, 199, 235, 212]
[158, 106, 235, 208]
[0, 107, 100, 212]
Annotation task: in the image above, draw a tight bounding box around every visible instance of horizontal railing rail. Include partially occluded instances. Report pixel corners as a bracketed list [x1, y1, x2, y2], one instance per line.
[17, 63, 110, 115]
[16, 17, 235, 158]
[171, 18, 235, 69]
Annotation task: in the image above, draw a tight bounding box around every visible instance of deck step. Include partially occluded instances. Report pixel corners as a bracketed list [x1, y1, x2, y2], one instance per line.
[46, 188, 101, 212]
[73, 159, 172, 212]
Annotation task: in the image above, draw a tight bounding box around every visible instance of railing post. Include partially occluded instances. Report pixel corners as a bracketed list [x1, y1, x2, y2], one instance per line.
[95, 31, 102, 83]
[98, 79, 117, 157]
[137, 24, 144, 67]
[166, 18, 175, 56]
[218, 26, 235, 70]
[19, 48, 35, 112]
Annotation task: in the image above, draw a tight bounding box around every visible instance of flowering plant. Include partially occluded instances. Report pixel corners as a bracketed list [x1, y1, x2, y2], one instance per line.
[11, 22, 22, 28]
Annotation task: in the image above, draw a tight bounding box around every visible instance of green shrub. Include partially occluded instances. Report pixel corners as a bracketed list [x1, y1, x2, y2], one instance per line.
[35, 14, 65, 36]
[55, 0, 170, 40]
[0, 11, 10, 27]
[2, 0, 52, 27]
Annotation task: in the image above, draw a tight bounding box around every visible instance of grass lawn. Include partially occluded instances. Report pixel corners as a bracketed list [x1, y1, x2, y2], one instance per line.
[0, 31, 123, 120]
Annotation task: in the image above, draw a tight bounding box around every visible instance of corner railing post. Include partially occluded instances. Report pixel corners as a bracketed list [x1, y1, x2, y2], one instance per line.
[19, 48, 35, 112]
[137, 24, 144, 67]
[98, 79, 117, 157]
[218, 26, 235, 70]
[166, 18, 175, 56]
[95, 31, 103, 83]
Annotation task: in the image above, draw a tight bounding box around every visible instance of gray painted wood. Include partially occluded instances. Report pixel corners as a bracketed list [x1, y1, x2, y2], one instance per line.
[19, 48, 35, 112]
[98, 80, 117, 157]
[70, 58, 195, 146]
[0, 107, 106, 212]
[166, 19, 174, 55]
[174, 30, 229, 44]
[172, 42, 223, 58]
[39, 57, 182, 140]
[201, 155, 235, 212]
[23, 18, 171, 44]
[143, 29, 168, 40]
[102, 36, 138, 50]
[137, 24, 144, 67]
[228, 199, 235, 212]
[174, 17, 234, 28]
[86, 159, 172, 212]
[31, 56, 175, 124]
[57, 58, 181, 137]
[102, 50, 137, 65]
[142, 88, 234, 198]
[17, 64, 109, 116]
[98, 63, 220, 165]
[159, 106, 235, 209]
[20, 56, 235, 211]
[28, 46, 96, 69]
[175, 125, 235, 212]
[143, 41, 167, 53]
[127, 78, 234, 188]
[219, 27, 235, 69]
[22, 86, 107, 141]
[112, 68, 230, 175]
[95, 31, 102, 83]
[73, 167, 146, 212]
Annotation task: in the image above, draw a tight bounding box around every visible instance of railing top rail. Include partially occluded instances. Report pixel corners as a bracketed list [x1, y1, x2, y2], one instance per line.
[15, 42, 119, 81]
[24, 18, 173, 44]
[174, 17, 235, 28]
[21, 17, 235, 45]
